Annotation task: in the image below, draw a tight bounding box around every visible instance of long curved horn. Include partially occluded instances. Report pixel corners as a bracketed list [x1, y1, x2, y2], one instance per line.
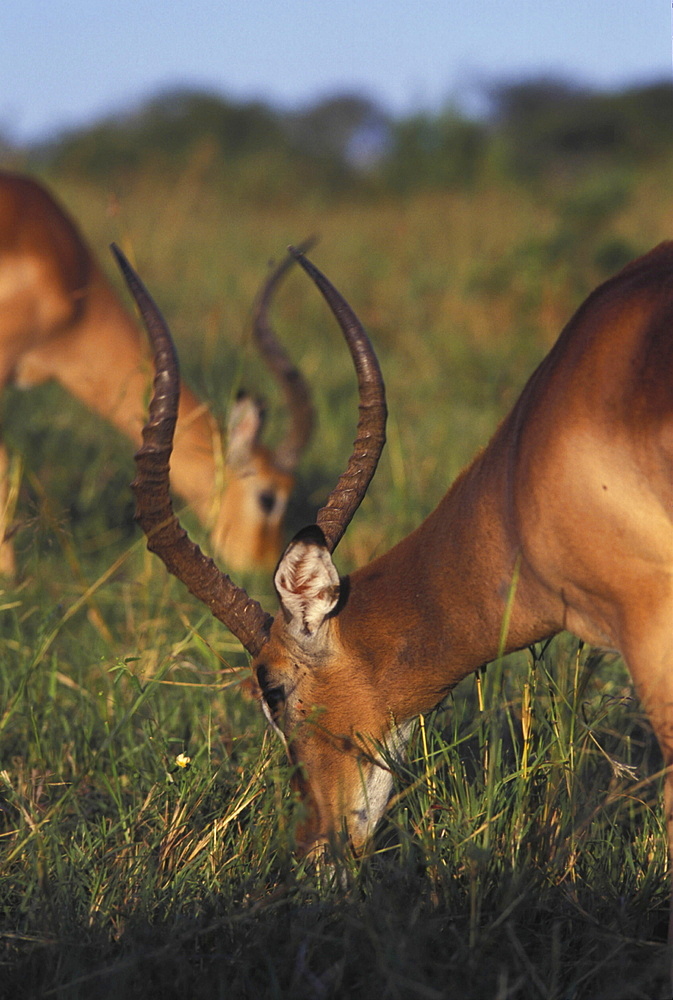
[110, 243, 272, 658]
[288, 248, 387, 554]
[251, 237, 317, 473]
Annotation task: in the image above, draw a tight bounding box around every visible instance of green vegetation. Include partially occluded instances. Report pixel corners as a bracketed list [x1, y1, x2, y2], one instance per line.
[8, 76, 673, 197]
[1, 80, 673, 996]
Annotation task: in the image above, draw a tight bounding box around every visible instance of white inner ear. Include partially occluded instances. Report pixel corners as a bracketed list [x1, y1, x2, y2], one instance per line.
[226, 395, 263, 469]
[274, 537, 340, 636]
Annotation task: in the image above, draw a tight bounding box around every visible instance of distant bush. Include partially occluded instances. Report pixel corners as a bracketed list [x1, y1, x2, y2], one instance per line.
[381, 111, 487, 192]
[20, 77, 673, 200]
[31, 88, 390, 199]
[488, 78, 673, 180]
[35, 89, 290, 184]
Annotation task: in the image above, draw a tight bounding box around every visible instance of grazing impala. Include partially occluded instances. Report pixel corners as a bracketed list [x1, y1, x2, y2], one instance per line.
[117, 242, 673, 914]
[0, 171, 314, 575]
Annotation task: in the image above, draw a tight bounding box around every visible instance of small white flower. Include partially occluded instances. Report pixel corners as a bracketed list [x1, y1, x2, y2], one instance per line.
[175, 753, 191, 769]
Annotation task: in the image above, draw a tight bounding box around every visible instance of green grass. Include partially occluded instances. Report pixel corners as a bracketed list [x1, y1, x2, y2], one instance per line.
[1, 161, 673, 997]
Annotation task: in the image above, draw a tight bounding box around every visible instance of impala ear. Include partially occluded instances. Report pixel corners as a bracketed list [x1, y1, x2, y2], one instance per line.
[274, 525, 340, 637]
[226, 392, 266, 469]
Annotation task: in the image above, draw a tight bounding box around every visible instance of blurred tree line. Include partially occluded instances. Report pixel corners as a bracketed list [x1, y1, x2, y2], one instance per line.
[3, 77, 672, 200]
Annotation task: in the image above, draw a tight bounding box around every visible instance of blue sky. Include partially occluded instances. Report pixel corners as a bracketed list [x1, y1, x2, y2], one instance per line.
[1, 0, 671, 143]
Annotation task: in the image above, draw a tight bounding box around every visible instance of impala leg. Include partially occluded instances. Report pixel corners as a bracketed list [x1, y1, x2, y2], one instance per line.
[0, 435, 16, 577]
[622, 614, 673, 985]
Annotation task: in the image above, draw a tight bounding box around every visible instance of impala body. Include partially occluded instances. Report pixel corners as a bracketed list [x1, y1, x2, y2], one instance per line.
[260, 246, 673, 847]
[118, 241, 673, 953]
[0, 171, 313, 575]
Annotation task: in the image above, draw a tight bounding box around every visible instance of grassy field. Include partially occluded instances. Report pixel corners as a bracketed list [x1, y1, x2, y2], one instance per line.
[1, 158, 673, 997]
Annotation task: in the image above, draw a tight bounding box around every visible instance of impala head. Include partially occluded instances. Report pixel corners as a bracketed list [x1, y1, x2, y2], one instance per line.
[209, 392, 294, 571]
[113, 243, 388, 855]
[208, 244, 316, 572]
[255, 523, 403, 852]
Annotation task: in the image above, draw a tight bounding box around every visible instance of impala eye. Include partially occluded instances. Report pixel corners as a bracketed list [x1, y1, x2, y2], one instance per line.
[263, 685, 285, 714]
[258, 489, 276, 515]
[256, 664, 285, 716]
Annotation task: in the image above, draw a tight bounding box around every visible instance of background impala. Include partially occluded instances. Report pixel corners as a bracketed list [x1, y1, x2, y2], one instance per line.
[0, 172, 314, 575]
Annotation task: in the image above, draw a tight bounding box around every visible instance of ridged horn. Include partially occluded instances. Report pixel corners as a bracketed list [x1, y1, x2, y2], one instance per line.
[110, 243, 272, 658]
[251, 237, 317, 473]
[288, 248, 387, 554]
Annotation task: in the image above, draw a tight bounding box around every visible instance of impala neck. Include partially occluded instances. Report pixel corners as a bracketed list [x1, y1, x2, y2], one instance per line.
[53, 266, 222, 523]
[339, 423, 562, 722]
